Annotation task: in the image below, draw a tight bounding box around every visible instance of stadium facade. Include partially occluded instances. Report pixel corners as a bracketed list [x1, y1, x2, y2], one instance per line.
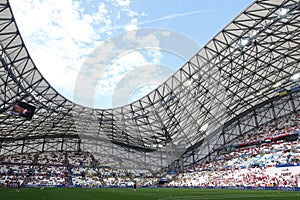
[0, 0, 299, 171]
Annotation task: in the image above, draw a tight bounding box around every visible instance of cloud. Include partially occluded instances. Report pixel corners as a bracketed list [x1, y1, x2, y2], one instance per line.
[95, 51, 148, 94]
[124, 24, 138, 31]
[128, 83, 159, 103]
[9, 0, 203, 108]
[10, 0, 101, 96]
[9, 0, 143, 105]
[114, 0, 131, 7]
[110, 63, 174, 107]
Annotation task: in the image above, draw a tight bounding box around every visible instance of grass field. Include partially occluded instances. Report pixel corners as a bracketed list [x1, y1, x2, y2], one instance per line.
[0, 187, 300, 200]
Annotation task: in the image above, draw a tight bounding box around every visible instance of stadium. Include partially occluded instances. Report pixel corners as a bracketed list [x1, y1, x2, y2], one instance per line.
[0, 0, 300, 199]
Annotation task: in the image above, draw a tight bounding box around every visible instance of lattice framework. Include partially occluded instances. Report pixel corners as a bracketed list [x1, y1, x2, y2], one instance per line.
[0, 0, 299, 170]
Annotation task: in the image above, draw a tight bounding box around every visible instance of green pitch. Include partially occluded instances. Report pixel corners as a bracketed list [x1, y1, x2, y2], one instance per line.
[0, 187, 299, 200]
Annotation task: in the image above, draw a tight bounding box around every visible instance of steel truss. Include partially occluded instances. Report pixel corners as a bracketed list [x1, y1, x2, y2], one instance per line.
[0, 0, 299, 170]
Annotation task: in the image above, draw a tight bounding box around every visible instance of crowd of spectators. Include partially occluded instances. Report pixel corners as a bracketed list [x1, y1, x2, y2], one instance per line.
[0, 152, 158, 188]
[71, 166, 157, 187]
[0, 152, 68, 187]
[167, 113, 300, 187]
[0, 113, 300, 188]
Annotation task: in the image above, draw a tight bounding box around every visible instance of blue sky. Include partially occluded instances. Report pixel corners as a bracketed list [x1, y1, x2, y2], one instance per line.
[10, 0, 253, 109]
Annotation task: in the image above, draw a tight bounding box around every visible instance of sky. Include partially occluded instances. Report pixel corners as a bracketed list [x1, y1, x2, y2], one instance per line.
[9, 0, 253, 109]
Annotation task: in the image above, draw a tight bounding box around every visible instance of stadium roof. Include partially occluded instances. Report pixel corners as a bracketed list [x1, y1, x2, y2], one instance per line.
[0, 0, 299, 162]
